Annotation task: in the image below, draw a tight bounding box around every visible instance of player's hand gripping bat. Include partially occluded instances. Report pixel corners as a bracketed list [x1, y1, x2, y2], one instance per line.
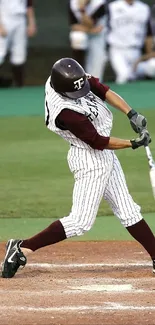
[145, 145, 155, 199]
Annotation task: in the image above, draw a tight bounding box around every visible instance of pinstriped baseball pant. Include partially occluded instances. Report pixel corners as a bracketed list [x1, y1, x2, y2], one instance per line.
[60, 149, 142, 238]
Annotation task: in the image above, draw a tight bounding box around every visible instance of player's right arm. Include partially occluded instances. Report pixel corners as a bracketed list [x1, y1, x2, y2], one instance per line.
[55, 109, 150, 150]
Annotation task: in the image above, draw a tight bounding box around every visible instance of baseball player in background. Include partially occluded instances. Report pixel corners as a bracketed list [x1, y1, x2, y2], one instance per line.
[2, 58, 155, 279]
[0, 0, 37, 87]
[69, 0, 107, 81]
[107, 0, 153, 84]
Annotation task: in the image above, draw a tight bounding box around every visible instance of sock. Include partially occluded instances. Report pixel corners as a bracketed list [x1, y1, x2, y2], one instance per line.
[71, 49, 86, 68]
[126, 219, 155, 260]
[11, 64, 25, 87]
[21, 220, 66, 251]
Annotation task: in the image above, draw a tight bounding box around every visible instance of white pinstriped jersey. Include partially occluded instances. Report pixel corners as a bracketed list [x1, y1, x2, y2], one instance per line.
[45, 76, 113, 150]
[0, 0, 28, 16]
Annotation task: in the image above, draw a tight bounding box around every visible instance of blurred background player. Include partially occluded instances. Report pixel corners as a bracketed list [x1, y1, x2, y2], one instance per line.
[0, 0, 37, 87]
[69, 0, 107, 81]
[107, 0, 153, 84]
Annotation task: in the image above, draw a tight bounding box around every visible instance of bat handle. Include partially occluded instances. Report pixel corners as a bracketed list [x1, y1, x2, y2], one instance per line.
[145, 145, 151, 157]
[145, 145, 155, 169]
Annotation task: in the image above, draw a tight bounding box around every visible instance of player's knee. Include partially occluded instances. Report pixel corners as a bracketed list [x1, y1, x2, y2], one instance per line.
[60, 213, 96, 238]
[119, 205, 142, 227]
[11, 56, 26, 65]
[75, 219, 94, 236]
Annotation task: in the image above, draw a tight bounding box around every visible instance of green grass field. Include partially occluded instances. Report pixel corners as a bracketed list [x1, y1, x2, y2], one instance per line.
[0, 82, 155, 240]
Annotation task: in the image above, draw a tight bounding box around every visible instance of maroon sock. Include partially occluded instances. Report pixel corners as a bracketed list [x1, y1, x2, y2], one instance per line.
[21, 220, 66, 251]
[126, 219, 155, 260]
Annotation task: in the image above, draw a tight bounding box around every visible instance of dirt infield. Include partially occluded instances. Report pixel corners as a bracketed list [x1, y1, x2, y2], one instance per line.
[0, 241, 155, 325]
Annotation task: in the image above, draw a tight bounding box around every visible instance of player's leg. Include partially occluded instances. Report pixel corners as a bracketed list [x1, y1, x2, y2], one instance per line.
[104, 155, 155, 270]
[2, 167, 108, 278]
[126, 48, 141, 81]
[0, 32, 9, 65]
[0, 33, 12, 87]
[85, 33, 107, 82]
[136, 58, 155, 79]
[109, 47, 130, 84]
[10, 18, 27, 87]
[60, 168, 108, 237]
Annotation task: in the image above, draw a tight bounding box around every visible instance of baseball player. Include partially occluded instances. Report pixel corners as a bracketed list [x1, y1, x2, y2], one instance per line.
[2, 57, 155, 279]
[107, 0, 153, 84]
[69, 0, 107, 81]
[0, 0, 36, 87]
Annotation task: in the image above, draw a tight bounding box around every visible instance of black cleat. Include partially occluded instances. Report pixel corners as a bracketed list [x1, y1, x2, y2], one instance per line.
[1, 239, 27, 278]
[153, 260, 155, 274]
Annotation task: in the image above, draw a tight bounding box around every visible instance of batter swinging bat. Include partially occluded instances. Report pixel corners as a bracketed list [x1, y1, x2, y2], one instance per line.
[145, 146, 155, 199]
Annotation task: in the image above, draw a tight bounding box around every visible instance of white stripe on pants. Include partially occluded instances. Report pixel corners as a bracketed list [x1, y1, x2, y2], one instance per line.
[60, 153, 142, 238]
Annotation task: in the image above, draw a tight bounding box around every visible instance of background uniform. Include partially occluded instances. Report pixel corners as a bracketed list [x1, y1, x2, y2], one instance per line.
[0, 0, 36, 86]
[107, 0, 152, 84]
[45, 75, 142, 237]
[69, 0, 107, 81]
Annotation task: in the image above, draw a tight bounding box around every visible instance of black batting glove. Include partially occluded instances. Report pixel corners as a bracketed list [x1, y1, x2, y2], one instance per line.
[127, 109, 147, 133]
[130, 129, 151, 150]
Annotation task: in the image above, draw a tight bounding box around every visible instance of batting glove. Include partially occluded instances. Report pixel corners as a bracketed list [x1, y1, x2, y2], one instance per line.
[130, 129, 151, 150]
[127, 109, 147, 133]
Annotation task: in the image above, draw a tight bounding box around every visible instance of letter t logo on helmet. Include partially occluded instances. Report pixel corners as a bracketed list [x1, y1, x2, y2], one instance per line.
[74, 78, 85, 90]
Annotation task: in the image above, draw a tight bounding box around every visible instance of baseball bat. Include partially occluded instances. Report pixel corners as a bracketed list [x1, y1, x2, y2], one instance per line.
[145, 145, 155, 199]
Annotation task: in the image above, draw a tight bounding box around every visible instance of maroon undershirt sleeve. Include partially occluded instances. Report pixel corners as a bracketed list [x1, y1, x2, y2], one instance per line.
[88, 76, 110, 101]
[56, 109, 110, 150]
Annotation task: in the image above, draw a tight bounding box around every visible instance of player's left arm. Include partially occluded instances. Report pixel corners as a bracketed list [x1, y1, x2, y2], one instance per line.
[105, 89, 147, 133]
[27, 0, 37, 37]
[88, 76, 147, 134]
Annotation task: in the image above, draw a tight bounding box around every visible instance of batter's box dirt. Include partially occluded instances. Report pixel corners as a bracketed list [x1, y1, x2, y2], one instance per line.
[0, 241, 155, 325]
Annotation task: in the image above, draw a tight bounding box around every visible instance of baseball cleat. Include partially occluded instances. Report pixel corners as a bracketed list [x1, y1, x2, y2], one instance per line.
[153, 260, 155, 274]
[1, 239, 27, 278]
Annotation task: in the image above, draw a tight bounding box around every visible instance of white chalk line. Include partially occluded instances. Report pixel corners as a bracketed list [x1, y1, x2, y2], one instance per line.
[27, 262, 152, 269]
[1, 304, 155, 313]
[0, 284, 155, 295]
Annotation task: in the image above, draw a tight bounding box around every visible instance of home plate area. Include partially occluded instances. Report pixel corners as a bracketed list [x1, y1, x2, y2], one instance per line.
[0, 241, 155, 325]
